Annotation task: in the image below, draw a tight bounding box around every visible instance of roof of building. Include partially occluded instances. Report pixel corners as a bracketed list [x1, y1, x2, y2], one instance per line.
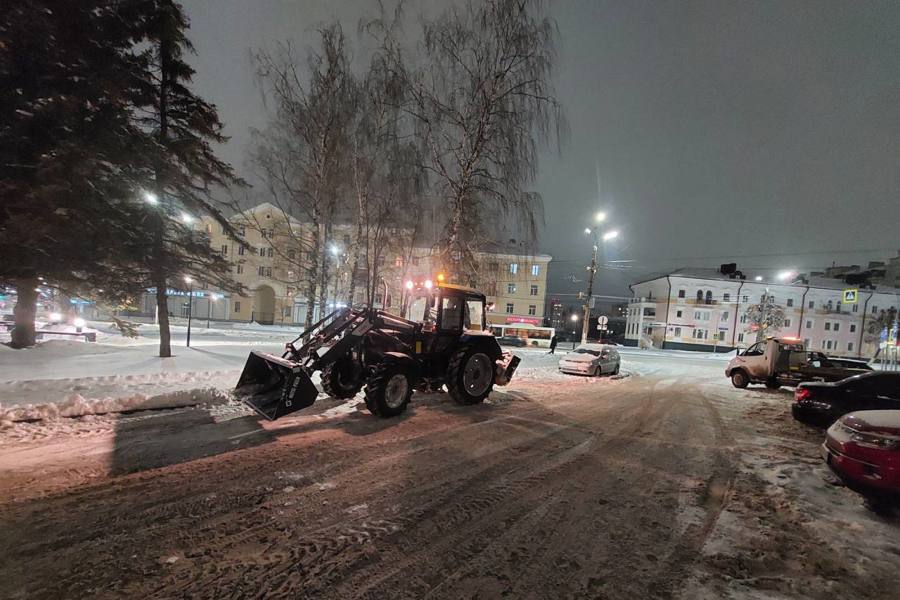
[631, 268, 900, 296]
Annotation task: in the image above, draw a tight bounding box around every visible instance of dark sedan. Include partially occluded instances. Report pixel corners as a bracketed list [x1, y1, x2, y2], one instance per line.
[792, 372, 900, 427]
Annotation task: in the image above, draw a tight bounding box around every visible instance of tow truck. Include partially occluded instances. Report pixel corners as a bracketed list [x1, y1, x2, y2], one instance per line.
[726, 337, 871, 389]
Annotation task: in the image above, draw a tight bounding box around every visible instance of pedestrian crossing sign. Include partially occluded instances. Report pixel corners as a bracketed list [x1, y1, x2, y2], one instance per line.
[842, 288, 858, 304]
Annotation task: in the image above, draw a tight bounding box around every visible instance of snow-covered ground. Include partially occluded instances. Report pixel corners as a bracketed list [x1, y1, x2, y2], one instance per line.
[1, 329, 897, 598]
[0, 333, 722, 423]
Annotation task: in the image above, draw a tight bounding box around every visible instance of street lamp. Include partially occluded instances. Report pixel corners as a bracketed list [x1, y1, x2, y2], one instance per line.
[184, 276, 194, 347]
[755, 276, 763, 282]
[143, 191, 159, 205]
[581, 218, 620, 344]
[776, 270, 795, 281]
[330, 245, 342, 309]
[207, 293, 219, 328]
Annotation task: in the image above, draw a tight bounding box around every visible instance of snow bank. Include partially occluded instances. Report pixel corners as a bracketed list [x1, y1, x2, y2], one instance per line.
[0, 387, 231, 423]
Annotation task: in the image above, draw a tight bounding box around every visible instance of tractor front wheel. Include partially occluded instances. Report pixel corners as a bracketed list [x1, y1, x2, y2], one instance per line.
[447, 346, 495, 405]
[321, 360, 364, 399]
[364, 363, 413, 417]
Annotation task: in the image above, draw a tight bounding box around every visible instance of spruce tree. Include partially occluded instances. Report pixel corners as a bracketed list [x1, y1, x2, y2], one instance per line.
[128, 0, 245, 357]
[0, 0, 156, 347]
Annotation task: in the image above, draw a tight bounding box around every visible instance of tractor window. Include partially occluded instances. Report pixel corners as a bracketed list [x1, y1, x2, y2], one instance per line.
[465, 299, 485, 331]
[440, 297, 463, 331]
[409, 295, 433, 324]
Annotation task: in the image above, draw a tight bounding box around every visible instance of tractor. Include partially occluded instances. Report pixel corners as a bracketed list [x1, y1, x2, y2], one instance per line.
[234, 281, 521, 419]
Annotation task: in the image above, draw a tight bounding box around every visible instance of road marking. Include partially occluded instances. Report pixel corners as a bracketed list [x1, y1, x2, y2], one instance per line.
[228, 428, 266, 440]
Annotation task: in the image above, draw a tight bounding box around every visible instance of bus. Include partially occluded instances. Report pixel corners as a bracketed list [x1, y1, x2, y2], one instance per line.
[489, 323, 555, 348]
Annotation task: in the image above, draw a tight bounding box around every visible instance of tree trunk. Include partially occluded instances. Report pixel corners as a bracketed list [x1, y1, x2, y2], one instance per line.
[155, 277, 172, 357]
[10, 278, 39, 348]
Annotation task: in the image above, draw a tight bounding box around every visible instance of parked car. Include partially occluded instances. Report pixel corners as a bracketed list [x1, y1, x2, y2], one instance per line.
[497, 335, 527, 347]
[792, 372, 900, 427]
[559, 343, 620, 377]
[823, 410, 900, 499]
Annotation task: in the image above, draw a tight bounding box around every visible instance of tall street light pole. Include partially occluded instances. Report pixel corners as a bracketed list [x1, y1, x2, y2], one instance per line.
[330, 244, 341, 309]
[184, 276, 193, 347]
[207, 293, 219, 329]
[581, 211, 619, 344]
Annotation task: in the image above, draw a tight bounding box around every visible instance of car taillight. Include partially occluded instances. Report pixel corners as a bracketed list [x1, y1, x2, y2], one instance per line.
[794, 388, 811, 402]
[842, 425, 900, 450]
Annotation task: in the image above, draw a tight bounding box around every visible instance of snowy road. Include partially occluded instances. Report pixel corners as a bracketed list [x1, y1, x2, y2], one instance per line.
[1, 348, 898, 599]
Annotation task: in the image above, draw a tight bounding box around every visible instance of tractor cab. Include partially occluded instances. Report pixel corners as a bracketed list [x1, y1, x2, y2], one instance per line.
[405, 282, 488, 334]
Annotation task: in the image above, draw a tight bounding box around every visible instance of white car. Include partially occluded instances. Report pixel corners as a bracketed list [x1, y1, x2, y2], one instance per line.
[559, 343, 621, 377]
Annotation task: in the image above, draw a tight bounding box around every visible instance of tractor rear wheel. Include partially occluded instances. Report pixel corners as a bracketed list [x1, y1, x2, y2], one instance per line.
[364, 363, 413, 417]
[447, 346, 495, 405]
[321, 360, 364, 399]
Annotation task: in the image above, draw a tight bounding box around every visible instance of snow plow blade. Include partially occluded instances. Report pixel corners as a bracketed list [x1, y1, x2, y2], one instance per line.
[234, 351, 318, 420]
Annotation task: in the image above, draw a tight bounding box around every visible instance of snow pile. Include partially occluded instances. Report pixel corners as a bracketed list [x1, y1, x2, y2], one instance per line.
[0, 387, 231, 423]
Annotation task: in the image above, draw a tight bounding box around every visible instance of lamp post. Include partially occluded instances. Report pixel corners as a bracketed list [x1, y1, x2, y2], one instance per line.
[184, 276, 194, 347]
[330, 244, 341, 310]
[207, 293, 219, 328]
[581, 211, 619, 344]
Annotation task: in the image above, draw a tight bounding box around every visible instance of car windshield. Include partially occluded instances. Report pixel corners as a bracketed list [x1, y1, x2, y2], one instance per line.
[574, 348, 602, 356]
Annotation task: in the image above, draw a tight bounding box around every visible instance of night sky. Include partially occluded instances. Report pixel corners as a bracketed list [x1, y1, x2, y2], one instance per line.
[182, 0, 900, 302]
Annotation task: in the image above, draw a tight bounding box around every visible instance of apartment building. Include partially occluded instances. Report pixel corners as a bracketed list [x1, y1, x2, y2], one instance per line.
[145, 203, 553, 327]
[624, 266, 899, 358]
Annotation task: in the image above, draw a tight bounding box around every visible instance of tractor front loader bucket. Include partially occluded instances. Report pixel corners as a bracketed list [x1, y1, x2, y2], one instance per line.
[234, 351, 318, 420]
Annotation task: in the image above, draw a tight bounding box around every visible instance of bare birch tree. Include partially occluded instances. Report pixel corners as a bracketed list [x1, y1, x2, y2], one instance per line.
[387, 0, 563, 283]
[248, 25, 354, 327]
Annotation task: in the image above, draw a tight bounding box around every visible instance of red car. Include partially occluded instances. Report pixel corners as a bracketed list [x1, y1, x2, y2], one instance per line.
[823, 410, 900, 498]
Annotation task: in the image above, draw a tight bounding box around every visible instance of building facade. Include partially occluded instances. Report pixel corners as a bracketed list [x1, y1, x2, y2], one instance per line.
[145, 203, 552, 328]
[624, 267, 899, 358]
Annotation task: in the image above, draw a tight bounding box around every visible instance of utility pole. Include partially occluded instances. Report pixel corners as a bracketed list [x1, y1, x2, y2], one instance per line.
[581, 241, 598, 344]
[185, 276, 194, 347]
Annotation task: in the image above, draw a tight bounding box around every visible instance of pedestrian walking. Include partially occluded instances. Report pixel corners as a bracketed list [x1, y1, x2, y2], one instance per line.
[548, 334, 558, 354]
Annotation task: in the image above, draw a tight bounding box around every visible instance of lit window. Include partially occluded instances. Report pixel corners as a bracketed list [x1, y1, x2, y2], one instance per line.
[531, 264, 540, 276]
[509, 263, 518, 274]
[507, 283, 516, 294]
